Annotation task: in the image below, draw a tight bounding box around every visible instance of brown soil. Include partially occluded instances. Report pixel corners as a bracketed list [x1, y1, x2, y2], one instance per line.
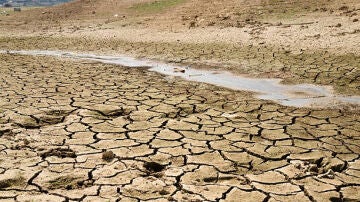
[0, 0, 359, 201]
[0, 0, 359, 95]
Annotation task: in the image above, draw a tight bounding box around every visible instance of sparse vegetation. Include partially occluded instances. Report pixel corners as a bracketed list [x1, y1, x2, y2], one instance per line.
[130, 0, 186, 13]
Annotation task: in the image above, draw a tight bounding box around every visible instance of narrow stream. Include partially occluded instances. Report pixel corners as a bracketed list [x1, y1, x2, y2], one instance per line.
[2, 49, 359, 108]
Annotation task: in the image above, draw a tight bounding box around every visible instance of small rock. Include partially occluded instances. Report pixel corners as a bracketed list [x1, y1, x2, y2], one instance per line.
[294, 162, 302, 169]
[159, 189, 170, 195]
[102, 151, 115, 162]
[144, 162, 166, 172]
[189, 21, 197, 28]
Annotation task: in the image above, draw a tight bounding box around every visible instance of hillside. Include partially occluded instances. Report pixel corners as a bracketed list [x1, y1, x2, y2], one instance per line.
[3, 0, 360, 28]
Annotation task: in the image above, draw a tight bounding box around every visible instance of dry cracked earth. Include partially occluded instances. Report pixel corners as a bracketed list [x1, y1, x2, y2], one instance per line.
[0, 54, 360, 202]
[0, 37, 359, 95]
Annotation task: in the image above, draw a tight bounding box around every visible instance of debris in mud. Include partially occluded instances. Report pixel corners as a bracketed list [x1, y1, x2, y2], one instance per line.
[14, 116, 40, 129]
[320, 157, 347, 172]
[217, 13, 231, 20]
[306, 164, 319, 173]
[317, 169, 335, 179]
[0, 176, 26, 189]
[174, 67, 186, 73]
[143, 162, 166, 172]
[159, 189, 170, 195]
[203, 176, 218, 183]
[48, 176, 83, 190]
[189, 21, 197, 28]
[339, 6, 349, 11]
[92, 105, 128, 117]
[36, 114, 64, 125]
[39, 148, 77, 158]
[103, 109, 125, 117]
[45, 109, 72, 117]
[102, 150, 115, 162]
[330, 23, 342, 28]
[290, 156, 347, 178]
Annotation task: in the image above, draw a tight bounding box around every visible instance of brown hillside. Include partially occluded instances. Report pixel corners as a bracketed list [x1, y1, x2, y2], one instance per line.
[2, 0, 359, 30]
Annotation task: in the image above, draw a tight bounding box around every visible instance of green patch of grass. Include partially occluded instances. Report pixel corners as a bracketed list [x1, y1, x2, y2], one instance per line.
[130, 0, 186, 13]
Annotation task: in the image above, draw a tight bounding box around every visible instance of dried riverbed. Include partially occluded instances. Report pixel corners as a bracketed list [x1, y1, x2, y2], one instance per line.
[0, 36, 359, 97]
[2, 50, 360, 108]
[0, 53, 359, 201]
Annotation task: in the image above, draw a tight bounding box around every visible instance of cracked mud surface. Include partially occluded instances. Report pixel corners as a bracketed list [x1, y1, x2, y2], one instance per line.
[0, 54, 359, 201]
[0, 36, 359, 96]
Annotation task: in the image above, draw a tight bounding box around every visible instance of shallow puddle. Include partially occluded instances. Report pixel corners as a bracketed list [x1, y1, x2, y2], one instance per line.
[1, 49, 359, 108]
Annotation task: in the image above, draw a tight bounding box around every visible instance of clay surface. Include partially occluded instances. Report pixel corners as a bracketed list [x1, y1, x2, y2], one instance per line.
[0, 0, 359, 201]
